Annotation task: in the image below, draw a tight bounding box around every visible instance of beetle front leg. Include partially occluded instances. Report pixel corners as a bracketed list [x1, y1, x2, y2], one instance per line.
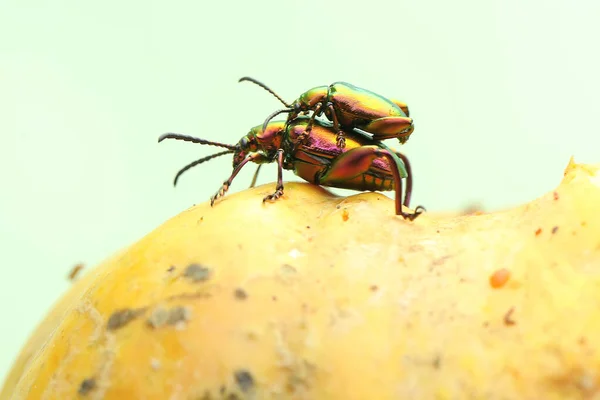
[263, 149, 285, 203]
[317, 146, 422, 220]
[299, 102, 324, 143]
[211, 153, 264, 206]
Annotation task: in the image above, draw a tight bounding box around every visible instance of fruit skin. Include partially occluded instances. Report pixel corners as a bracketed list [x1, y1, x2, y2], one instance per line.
[2, 158, 600, 400]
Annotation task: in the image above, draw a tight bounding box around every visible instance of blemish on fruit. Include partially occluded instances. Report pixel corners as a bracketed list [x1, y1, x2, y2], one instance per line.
[504, 307, 516, 326]
[370, 285, 379, 292]
[234, 369, 255, 392]
[342, 209, 349, 221]
[535, 228, 542, 236]
[552, 226, 559, 234]
[280, 264, 297, 275]
[553, 191, 559, 200]
[68, 263, 84, 281]
[183, 263, 212, 282]
[78, 378, 96, 395]
[489, 268, 511, 289]
[150, 358, 161, 370]
[234, 288, 248, 300]
[167, 266, 176, 273]
[107, 308, 144, 330]
[147, 306, 191, 329]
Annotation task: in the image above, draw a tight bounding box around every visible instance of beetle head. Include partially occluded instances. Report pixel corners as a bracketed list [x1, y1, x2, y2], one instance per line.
[232, 133, 258, 168]
[233, 122, 286, 168]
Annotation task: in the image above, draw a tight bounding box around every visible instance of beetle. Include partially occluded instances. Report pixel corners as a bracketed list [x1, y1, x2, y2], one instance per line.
[159, 117, 424, 220]
[239, 77, 415, 149]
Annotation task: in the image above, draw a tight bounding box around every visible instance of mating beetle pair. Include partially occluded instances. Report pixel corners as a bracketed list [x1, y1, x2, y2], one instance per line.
[160, 78, 424, 220]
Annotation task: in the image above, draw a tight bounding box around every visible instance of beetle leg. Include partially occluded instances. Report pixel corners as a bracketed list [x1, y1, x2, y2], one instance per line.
[299, 102, 323, 144]
[361, 117, 414, 143]
[305, 103, 323, 131]
[249, 164, 263, 188]
[393, 151, 425, 214]
[263, 149, 285, 203]
[325, 102, 345, 148]
[317, 146, 422, 220]
[211, 153, 264, 206]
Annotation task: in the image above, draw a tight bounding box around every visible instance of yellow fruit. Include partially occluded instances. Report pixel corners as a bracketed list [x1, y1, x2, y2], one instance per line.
[2, 158, 600, 399]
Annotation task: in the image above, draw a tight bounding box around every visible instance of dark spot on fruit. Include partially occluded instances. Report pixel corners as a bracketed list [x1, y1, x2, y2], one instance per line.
[234, 288, 248, 300]
[553, 191, 559, 200]
[234, 369, 255, 392]
[306, 225, 311, 229]
[552, 226, 559, 234]
[370, 285, 379, 292]
[107, 308, 144, 330]
[78, 378, 96, 395]
[504, 307, 516, 326]
[272, 296, 278, 301]
[535, 228, 542, 236]
[167, 266, 176, 273]
[147, 306, 191, 328]
[183, 264, 212, 282]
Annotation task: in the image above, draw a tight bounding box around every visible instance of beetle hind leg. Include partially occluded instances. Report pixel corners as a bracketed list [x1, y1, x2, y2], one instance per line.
[363, 117, 414, 143]
[317, 146, 422, 220]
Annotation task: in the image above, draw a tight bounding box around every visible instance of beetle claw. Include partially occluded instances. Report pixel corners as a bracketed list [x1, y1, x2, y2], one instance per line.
[210, 183, 230, 206]
[403, 205, 425, 221]
[263, 188, 284, 203]
[336, 132, 346, 148]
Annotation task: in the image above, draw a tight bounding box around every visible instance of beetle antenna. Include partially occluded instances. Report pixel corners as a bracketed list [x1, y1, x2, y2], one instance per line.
[261, 108, 292, 132]
[173, 150, 234, 186]
[159, 133, 237, 151]
[238, 77, 291, 108]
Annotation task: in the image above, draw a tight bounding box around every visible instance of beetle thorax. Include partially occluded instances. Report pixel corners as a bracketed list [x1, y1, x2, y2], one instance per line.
[298, 86, 328, 109]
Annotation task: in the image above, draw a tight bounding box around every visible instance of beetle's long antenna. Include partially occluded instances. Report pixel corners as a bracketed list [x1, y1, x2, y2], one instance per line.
[173, 150, 234, 186]
[238, 77, 291, 108]
[261, 108, 292, 132]
[159, 133, 237, 151]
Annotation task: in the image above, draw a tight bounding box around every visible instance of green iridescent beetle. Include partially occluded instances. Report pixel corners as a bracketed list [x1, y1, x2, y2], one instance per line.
[159, 117, 424, 220]
[239, 77, 415, 149]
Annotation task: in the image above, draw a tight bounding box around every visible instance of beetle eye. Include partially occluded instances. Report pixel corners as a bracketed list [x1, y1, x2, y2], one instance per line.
[240, 136, 249, 148]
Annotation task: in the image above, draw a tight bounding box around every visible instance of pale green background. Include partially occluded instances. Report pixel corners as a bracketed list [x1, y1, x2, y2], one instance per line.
[1, 0, 598, 386]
